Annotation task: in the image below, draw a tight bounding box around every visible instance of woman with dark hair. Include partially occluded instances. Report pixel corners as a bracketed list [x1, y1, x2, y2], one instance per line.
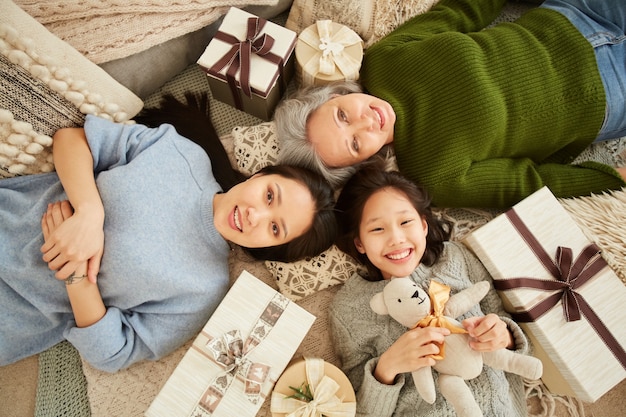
[330, 159, 532, 416]
[0, 112, 337, 373]
[274, 0, 626, 208]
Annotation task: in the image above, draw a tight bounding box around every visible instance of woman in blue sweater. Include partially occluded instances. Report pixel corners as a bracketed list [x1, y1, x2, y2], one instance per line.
[0, 114, 337, 372]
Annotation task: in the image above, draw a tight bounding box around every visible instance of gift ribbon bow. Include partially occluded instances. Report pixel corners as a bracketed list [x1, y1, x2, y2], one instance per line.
[270, 357, 356, 417]
[193, 328, 271, 414]
[192, 292, 290, 415]
[206, 329, 270, 392]
[211, 17, 284, 108]
[414, 280, 468, 360]
[299, 20, 362, 85]
[493, 208, 626, 369]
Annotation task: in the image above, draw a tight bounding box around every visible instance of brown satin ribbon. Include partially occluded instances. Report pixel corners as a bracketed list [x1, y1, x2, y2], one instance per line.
[414, 280, 468, 360]
[210, 17, 285, 110]
[493, 208, 626, 369]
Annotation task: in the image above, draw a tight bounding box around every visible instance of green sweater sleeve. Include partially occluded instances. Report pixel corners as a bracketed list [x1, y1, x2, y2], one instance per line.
[425, 158, 625, 208]
[362, 2, 622, 209]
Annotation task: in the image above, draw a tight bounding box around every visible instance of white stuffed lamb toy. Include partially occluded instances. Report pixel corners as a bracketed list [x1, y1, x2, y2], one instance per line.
[370, 278, 543, 417]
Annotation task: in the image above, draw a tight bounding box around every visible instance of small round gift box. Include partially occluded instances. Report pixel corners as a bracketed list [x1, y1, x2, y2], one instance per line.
[270, 357, 356, 417]
[295, 20, 363, 87]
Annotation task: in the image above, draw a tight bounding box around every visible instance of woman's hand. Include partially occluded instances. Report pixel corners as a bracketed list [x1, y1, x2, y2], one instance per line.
[616, 166, 626, 181]
[374, 327, 450, 385]
[44, 127, 105, 284]
[41, 200, 103, 283]
[42, 200, 106, 327]
[463, 313, 513, 351]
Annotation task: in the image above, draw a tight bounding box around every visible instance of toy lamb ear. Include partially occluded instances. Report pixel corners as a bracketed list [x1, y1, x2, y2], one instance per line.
[370, 292, 389, 315]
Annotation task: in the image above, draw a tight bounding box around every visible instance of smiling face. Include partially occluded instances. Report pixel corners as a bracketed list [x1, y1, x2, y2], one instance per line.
[354, 187, 428, 280]
[307, 93, 395, 167]
[213, 173, 315, 248]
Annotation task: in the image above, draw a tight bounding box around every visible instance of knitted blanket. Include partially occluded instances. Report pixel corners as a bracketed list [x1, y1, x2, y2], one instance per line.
[13, 0, 279, 64]
[0, 0, 143, 179]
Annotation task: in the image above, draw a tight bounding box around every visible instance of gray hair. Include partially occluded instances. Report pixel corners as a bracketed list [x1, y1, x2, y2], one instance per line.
[273, 81, 364, 188]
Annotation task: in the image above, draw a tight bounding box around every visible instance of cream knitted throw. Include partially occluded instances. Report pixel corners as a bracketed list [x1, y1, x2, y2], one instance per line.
[13, 0, 279, 64]
[1, 0, 143, 178]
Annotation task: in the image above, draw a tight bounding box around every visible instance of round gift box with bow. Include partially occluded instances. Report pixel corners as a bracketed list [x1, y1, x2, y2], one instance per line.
[295, 20, 363, 87]
[270, 357, 356, 417]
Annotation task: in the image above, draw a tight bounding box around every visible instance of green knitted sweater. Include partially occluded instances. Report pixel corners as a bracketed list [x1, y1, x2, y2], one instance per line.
[361, 0, 625, 208]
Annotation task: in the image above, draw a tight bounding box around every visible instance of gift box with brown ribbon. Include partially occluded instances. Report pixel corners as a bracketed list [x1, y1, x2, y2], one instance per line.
[146, 270, 315, 417]
[295, 20, 363, 87]
[197, 7, 296, 121]
[463, 186, 626, 403]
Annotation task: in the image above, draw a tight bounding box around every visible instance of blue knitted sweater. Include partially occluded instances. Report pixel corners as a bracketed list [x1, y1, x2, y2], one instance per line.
[0, 115, 230, 372]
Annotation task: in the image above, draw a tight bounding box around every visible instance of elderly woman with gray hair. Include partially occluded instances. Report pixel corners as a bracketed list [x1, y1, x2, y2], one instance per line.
[273, 0, 626, 208]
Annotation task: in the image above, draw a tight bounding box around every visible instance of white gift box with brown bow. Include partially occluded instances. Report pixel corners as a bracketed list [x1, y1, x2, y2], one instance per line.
[197, 7, 297, 121]
[146, 270, 315, 417]
[463, 187, 626, 403]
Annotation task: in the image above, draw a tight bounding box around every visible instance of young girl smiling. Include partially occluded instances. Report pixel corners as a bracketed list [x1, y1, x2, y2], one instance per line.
[329, 160, 533, 416]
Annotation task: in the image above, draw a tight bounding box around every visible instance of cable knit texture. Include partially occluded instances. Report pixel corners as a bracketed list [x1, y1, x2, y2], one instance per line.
[13, 0, 280, 63]
[286, 0, 440, 48]
[0, 1, 142, 178]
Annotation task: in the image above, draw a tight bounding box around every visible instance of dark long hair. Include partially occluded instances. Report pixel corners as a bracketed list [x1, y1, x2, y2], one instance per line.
[245, 164, 337, 262]
[135, 93, 337, 262]
[335, 157, 452, 281]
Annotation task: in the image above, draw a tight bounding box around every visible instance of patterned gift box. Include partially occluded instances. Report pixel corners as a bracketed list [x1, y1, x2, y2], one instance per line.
[197, 7, 296, 121]
[463, 187, 626, 403]
[295, 20, 363, 87]
[146, 270, 315, 416]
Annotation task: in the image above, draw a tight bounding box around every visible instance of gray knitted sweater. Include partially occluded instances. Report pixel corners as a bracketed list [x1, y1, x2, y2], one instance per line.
[329, 242, 530, 417]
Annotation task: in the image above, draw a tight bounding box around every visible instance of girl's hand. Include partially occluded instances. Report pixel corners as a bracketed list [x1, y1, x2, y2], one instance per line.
[41, 200, 103, 283]
[463, 313, 513, 351]
[374, 327, 450, 385]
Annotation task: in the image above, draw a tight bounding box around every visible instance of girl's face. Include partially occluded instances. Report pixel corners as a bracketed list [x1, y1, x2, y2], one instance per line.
[307, 93, 395, 167]
[213, 173, 315, 248]
[354, 188, 428, 280]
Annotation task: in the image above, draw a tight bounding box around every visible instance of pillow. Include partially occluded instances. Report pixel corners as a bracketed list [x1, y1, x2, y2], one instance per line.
[265, 244, 368, 301]
[0, 1, 143, 178]
[285, 0, 440, 48]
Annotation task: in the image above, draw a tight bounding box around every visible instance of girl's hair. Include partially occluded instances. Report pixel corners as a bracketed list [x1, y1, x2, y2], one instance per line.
[335, 157, 452, 281]
[273, 81, 365, 188]
[244, 164, 338, 263]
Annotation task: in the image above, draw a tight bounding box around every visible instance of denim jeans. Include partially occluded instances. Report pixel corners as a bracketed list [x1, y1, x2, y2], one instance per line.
[541, 0, 626, 142]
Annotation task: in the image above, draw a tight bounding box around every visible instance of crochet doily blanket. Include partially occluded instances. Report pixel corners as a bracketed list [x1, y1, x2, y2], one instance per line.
[13, 0, 280, 64]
